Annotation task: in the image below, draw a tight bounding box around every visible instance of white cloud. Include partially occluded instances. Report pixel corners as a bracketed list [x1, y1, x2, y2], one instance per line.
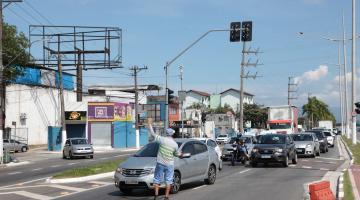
[294, 65, 328, 84]
[334, 72, 352, 83]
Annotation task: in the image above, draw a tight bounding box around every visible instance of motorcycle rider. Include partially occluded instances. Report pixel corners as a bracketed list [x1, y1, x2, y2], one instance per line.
[236, 138, 249, 160]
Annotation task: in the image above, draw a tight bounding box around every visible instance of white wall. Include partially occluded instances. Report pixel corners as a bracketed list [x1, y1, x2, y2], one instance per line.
[5, 84, 77, 145]
[183, 92, 209, 109]
[221, 90, 254, 112]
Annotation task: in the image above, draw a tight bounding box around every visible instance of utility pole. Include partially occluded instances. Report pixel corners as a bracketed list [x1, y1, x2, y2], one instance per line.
[57, 35, 67, 150]
[338, 42, 345, 137]
[239, 47, 262, 133]
[179, 66, 184, 138]
[0, 0, 4, 164]
[288, 77, 298, 106]
[343, 13, 351, 139]
[351, 0, 357, 144]
[0, 0, 23, 164]
[130, 65, 147, 149]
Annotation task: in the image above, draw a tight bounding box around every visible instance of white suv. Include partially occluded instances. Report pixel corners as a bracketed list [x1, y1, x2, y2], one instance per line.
[215, 134, 230, 144]
[323, 131, 335, 147]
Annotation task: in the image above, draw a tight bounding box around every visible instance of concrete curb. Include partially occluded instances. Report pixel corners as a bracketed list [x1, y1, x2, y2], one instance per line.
[340, 137, 354, 165]
[46, 172, 114, 184]
[4, 161, 30, 167]
[337, 173, 344, 200]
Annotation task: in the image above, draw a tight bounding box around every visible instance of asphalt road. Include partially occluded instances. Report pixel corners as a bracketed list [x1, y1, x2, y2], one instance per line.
[0, 150, 136, 187]
[54, 139, 343, 200]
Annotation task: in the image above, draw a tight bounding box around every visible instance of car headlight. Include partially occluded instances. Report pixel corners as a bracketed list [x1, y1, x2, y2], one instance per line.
[116, 167, 123, 174]
[319, 140, 324, 143]
[252, 148, 258, 153]
[276, 148, 283, 153]
[147, 168, 155, 174]
[306, 144, 312, 148]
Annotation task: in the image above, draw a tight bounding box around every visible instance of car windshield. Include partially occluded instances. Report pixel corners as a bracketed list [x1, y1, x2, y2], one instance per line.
[269, 123, 291, 129]
[292, 134, 313, 141]
[71, 139, 88, 145]
[218, 135, 227, 138]
[258, 135, 286, 144]
[323, 132, 332, 136]
[134, 142, 159, 157]
[313, 132, 324, 139]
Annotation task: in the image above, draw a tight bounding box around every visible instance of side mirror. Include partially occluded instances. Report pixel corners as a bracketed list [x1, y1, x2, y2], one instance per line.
[181, 153, 191, 159]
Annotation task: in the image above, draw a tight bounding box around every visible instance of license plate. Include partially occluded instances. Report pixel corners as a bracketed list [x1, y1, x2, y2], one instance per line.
[261, 155, 271, 158]
[125, 180, 138, 185]
[296, 149, 303, 153]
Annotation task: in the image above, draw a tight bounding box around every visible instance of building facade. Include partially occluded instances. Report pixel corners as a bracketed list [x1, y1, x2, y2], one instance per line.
[220, 88, 254, 112]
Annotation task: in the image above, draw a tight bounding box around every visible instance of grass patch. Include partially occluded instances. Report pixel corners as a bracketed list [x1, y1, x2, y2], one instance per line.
[342, 136, 360, 165]
[344, 170, 355, 200]
[53, 159, 124, 179]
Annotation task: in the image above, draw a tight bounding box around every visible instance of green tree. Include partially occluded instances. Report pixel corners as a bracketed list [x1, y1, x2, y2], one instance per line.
[302, 97, 336, 127]
[240, 103, 268, 128]
[3, 22, 32, 81]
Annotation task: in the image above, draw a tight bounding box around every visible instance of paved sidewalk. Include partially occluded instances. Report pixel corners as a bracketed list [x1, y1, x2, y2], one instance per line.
[349, 165, 360, 199]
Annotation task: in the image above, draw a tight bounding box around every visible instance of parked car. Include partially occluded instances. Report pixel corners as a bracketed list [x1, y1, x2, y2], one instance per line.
[310, 130, 329, 153]
[62, 138, 94, 159]
[114, 139, 220, 194]
[215, 134, 230, 144]
[194, 137, 223, 170]
[3, 139, 28, 153]
[221, 135, 256, 161]
[291, 133, 320, 157]
[323, 131, 335, 147]
[250, 134, 297, 167]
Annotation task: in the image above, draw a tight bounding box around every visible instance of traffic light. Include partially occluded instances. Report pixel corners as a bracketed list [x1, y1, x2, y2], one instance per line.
[230, 22, 241, 42]
[168, 88, 175, 104]
[241, 21, 252, 42]
[355, 102, 360, 114]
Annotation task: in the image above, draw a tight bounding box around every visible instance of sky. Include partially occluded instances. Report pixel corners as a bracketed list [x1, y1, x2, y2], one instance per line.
[4, 0, 360, 120]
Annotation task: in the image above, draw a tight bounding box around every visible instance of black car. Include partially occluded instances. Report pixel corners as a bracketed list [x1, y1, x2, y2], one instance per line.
[309, 130, 329, 153]
[250, 134, 297, 167]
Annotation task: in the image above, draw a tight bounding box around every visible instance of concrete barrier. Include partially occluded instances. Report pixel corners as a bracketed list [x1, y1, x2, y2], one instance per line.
[309, 181, 335, 200]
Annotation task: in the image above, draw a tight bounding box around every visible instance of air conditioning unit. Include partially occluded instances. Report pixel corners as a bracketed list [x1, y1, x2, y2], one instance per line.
[20, 113, 27, 120]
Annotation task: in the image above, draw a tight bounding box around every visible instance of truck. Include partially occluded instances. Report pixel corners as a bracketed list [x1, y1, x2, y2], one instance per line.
[267, 105, 298, 134]
[317, 120, 333, 132]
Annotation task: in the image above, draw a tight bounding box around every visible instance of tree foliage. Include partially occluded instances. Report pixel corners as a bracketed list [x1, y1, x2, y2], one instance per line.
[3, 22, 31, 81]
[302, 97, 336, 126]
[242, 103, 268, 128]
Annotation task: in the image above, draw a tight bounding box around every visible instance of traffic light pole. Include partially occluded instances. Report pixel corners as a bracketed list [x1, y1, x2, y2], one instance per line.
[164, 29, 231, 132]
[239, 41, 246, 134]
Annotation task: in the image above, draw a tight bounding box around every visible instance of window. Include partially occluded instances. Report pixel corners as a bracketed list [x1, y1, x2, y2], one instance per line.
[194, 142, 207, 154]
[207, 140, 217, 148]
[170, 106, 177, 115]
[134, 142, 159, 157]
[182, 142, 195, 154]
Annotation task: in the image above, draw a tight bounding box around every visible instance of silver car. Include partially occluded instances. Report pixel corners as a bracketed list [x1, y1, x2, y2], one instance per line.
[291, 133, 320, 157]
[62, 138, 94, 159]
[3, 139, 28, 153]
[114, 139, 220, 194]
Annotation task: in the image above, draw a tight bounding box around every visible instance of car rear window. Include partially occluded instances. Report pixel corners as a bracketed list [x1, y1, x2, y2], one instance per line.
[258, 135, 286, 144]
[323, 132, 332, 136]
[292, 134, 313, 141]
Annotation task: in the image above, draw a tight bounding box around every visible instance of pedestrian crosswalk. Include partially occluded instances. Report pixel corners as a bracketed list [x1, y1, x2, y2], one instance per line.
[0, 179, 113, 200]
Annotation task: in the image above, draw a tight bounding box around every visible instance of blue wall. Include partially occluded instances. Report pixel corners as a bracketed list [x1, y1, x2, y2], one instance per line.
[113, 122, 127, 148]
[113, 122, 148, 148]
[48, 126, 62, 151]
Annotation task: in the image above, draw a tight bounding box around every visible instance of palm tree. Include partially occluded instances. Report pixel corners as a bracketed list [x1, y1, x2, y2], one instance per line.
[302, 97, 335, 128]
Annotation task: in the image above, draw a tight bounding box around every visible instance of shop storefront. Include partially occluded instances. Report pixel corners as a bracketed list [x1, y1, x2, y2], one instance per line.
[65, 111, 87, 138]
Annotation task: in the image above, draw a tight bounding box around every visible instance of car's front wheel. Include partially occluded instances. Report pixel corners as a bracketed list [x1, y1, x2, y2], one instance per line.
[21, 146, 27, 152]
[251, 161, 258, 167]
[120, 188, 132, 194]
[171, 171, 181, 194]
[204, 165, 216, 185]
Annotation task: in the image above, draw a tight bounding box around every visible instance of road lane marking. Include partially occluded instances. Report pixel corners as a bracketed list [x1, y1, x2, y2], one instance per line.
[192, 185, 206, 190]
[0, 177, 51, 189]
[88, 181, 113, 185]
[99, 158, 107, 160]
[7, 171, 22, 175]
[50, 184, 86, 192]
[0, 191, 52, 200]
[31, 168, 43, 171]
[319, 168, 330, 171]
[114, 153, 133, 158]
[238, 169, 252, 174]
[302, 166, 312, 169]
[51, 165, 60, 168]
[314, 160, 336, 164]
[317, 157, 342, 161]
[67, 163, 76, 166]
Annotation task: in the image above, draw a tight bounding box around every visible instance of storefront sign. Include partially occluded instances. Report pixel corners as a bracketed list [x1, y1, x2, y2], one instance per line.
[88, 103, 114, 121]
[114, 103, 133, 121]
[65, 111, 86, 121]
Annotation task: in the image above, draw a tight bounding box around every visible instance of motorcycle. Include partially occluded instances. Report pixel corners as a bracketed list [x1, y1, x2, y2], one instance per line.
[230, 144, 248, 166]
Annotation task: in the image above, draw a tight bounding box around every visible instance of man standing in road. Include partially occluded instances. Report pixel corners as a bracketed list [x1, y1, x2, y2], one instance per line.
[147, 118, 180, 200]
